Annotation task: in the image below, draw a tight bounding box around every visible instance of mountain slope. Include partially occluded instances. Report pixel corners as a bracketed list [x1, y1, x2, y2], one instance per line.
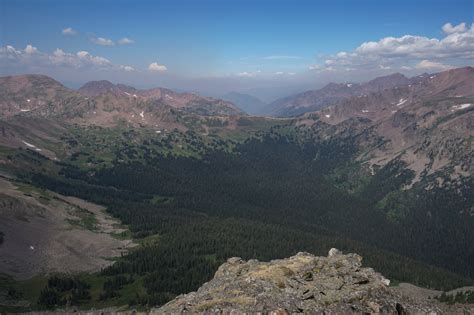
[0, 75, 89, 118]
[77, 80, 245, 117]
[0, 68, 472, 312]
[220, 91, 267, 115]
[309, 66, 474, 182]
[0, 176, 134, 280]
[0, 76, 245, 128]
[265, 73, 416, 117]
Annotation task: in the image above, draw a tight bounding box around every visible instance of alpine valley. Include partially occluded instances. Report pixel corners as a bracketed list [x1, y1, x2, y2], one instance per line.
[0, 67, 473, 313]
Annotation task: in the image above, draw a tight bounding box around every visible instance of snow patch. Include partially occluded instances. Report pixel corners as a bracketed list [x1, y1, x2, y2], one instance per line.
[124, 91, 131, 96]
[22, 140, 42, 151]
[155, 130, 162, 134]
[30, 245, 35, 250]
[140, 111, 145, 120]
[165, 94, 174, 100]
[20, 109, 30, 112]
[396, 98, 407, 106]
[430, 75, 436, 79]
[22, 141, 36, 148]
[27, 99, 31, 103]
[362, 109, 369, 113]
[346, 83, 352, 87]
[325, 114, 331, 118]
[451, 103, 472, 111]
[391, 110, 397, 113]
[133, 94, 137, 98]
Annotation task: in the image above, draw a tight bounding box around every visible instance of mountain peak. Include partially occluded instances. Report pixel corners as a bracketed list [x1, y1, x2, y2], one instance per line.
[0, 74, 65, 91]
[78, 80, 117, 97]
[158, 249, 466, 313]
[366, 72, 410, 90]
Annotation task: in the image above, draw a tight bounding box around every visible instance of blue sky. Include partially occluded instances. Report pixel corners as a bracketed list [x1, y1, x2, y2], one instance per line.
[1, 0, 473, 97]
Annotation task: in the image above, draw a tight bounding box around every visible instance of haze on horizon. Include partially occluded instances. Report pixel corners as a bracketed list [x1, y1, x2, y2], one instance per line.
[1, 0, 473, 101]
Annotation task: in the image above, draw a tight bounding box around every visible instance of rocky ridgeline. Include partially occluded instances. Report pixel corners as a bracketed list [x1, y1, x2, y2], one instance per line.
[15, 249, 472, 315]
[155, 249, 469, 314]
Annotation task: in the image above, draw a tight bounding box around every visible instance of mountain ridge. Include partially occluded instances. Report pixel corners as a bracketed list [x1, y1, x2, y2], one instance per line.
[264, 71, 434, 117]
[0, 75, 246, 127]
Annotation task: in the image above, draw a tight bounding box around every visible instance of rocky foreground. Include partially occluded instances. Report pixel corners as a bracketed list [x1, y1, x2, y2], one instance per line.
[155, 249, 472, 314]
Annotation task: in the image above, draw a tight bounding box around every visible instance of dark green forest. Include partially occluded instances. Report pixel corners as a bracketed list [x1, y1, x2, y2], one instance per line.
[20, 130, 473, 308]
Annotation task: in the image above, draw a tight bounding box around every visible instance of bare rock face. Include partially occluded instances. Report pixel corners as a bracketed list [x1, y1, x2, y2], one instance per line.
[155, 249, 464, 314]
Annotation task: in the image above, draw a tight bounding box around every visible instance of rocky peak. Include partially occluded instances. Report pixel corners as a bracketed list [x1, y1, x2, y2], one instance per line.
[366, 73, 410, 90]
[78, 80, 119, 97]
[156, 249, 463, 314]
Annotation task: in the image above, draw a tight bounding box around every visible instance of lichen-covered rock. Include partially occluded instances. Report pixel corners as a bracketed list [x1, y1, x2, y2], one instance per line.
[154, 249, 470, 314]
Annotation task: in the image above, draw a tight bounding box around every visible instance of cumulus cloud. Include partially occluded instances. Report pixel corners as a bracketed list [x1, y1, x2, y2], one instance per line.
[148, 62, 167, 72]
[0, 44, 115, 70]
[120, 65, 135, 71]
[62, 27, 77, 35]
[442, 22, 467, 34]
[415, 60, 452, 70]
[274, 71, 296, 76]
[311, 22, 473, 73]
[91, 37, 115, 46]
[236, 70, 261, 77]
[118, 37, 134, 45]
[24, 44, 38, 54]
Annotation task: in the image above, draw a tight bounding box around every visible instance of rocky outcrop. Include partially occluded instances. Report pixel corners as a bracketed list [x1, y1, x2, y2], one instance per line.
[156, 249, 471, 314]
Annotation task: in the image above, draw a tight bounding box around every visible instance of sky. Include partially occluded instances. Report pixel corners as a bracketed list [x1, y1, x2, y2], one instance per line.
[1, 0, 473, 100]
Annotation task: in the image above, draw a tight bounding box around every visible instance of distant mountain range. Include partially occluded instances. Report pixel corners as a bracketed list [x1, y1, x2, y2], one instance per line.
[263, 72, 431, 117]
[219, 91, 267, 115]
[298, 66, 473, 190]
[0, 67, 472, 312]
[0, 76, 245, 128]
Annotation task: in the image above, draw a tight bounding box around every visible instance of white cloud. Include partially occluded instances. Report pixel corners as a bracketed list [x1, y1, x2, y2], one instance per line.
[274, 71, 296, 76]
[120, 65, 135, 71]
[308, 64, 320, 70]
[312, 22, 474, 73]
[442, 22, 467, 34]
[118, 37, 134, 45]
[148, 62, 167, 72]
[24, 44, 38, 54]
[62, 27, 77, 35]
[236, 70, 261, 77]
[1, 44, 114, 70]
[415, 60, 452, 70]
[76, 51, 111, 66]
[50, 49, 111, 68]
[91, 37, 115, 46]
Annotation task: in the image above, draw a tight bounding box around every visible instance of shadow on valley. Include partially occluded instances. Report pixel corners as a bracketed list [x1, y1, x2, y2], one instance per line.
[27, 134, 473, 307]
